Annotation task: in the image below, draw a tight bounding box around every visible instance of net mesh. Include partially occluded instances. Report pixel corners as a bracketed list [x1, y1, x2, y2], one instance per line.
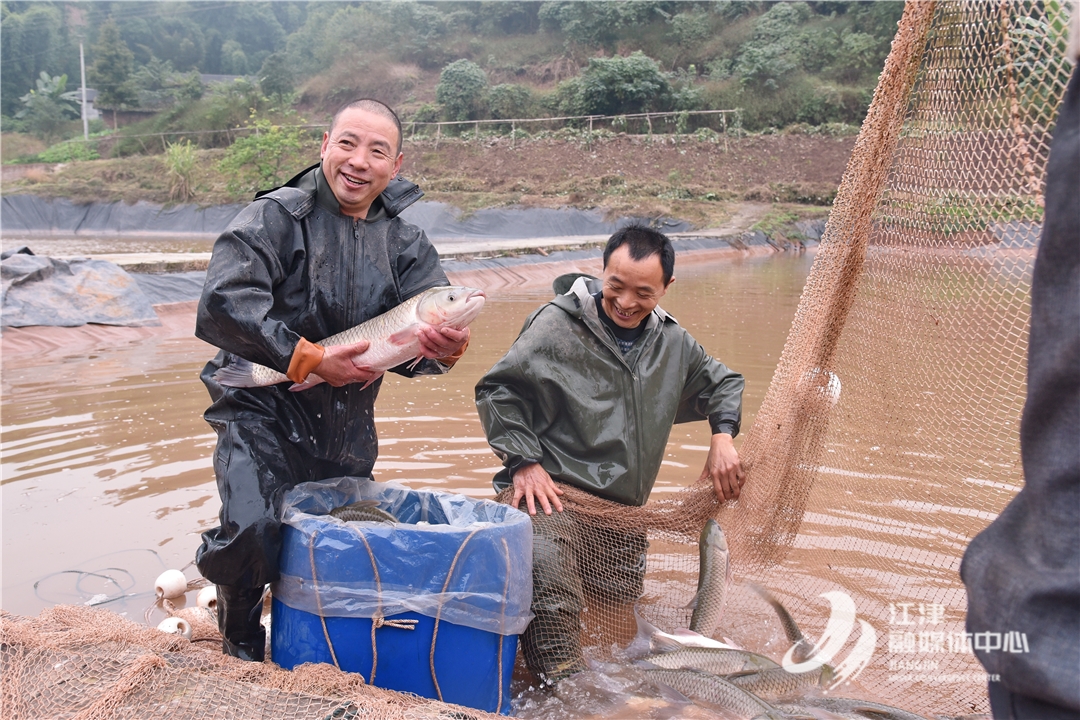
[0, 605, 500, 719]
[3, 2, 1073, 718]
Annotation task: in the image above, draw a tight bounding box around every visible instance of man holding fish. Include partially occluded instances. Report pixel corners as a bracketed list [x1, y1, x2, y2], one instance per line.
[194, 99, 478, 661]
[475, 225, 745, 683]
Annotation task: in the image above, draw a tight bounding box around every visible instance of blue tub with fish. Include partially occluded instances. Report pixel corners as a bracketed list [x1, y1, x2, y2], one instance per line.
[271, 477, 533, 715]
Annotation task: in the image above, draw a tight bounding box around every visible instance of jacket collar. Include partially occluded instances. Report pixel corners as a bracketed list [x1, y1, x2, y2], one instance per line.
[552, 275, 674, 327]
[259, 162, 424, 220]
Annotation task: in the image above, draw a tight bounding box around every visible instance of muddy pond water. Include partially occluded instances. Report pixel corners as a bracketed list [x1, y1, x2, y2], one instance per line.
[1, 252, 811, 621]
[2, 251, 820, 718]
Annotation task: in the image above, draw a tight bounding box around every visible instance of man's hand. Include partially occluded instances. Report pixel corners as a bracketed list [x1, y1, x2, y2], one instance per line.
[699, 433, 745, 502]
[311, 339, 382, 387]
[418, 326, 470, 360]
[512, 463, 564, 516]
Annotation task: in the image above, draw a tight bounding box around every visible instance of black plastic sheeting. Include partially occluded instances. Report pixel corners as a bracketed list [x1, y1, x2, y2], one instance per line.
[1, 194, 689, 240]
[132, 271, 207, 305]
[1, 195, 247, 237]
[1, 248, 160, 328]
[401, 201, 691, 239]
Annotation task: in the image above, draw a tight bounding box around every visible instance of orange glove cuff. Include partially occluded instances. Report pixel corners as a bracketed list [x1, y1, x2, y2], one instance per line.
[438, 337, 469, 368]
[287, 338, 325, 384]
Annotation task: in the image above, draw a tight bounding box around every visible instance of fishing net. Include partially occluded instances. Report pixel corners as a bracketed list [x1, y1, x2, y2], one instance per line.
[0, 604, 501, 720]
[506, 1, 1074, 717]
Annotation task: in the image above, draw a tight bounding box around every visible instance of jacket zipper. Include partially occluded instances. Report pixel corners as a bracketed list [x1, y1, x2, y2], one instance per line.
[587, 308, 651, 503]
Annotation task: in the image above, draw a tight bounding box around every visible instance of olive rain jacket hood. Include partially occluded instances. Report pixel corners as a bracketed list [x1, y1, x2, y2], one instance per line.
[476, 276, 744, 507]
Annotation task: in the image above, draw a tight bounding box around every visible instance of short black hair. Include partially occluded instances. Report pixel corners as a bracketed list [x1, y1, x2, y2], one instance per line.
[330, 98, 403, 155]
[603, 224, 675, 285]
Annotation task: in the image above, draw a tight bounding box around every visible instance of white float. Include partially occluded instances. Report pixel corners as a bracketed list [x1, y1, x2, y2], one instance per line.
[196, 585, 218, 610]
[157, 616, 193, 639]
[154, 569, 188, 599]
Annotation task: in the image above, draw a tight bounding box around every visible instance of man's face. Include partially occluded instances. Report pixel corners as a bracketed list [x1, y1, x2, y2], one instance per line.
[320, 107, 403, 219]
[600, 245, 672, 329]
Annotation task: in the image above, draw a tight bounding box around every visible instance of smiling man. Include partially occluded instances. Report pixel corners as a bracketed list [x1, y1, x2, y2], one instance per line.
[195, 99, 469, 662]
[475, 224, 744, 683]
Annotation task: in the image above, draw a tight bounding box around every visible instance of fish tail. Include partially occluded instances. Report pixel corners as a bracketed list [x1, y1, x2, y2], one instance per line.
[748, 582, 810, 652]
[626, 608, 682, 656]
[212, 357, 260, 388]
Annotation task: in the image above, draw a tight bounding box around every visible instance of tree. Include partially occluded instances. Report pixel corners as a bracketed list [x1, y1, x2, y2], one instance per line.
[15, 72, 81, 142]
[488, 84, 533, 120]
[734, 2, 812, 89]
[538, 1, 658, 49]
[220, 40, 249, 75]
[91, 18, 136, 112]
[1, 4, 67, 117]
[258, 52, 294, 100]
[436, 59, 488, 121]
[217, 112, 305, 196]
[558, 52, 674, 116]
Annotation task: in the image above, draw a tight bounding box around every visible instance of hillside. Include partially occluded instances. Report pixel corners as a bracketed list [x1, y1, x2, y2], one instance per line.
[2, 1, 892, 217]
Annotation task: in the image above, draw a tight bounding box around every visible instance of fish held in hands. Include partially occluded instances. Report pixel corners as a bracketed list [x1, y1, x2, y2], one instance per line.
[213, 286, 486, 391]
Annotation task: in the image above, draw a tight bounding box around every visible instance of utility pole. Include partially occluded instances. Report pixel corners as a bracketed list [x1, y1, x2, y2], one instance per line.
[79, 41, 89, 141]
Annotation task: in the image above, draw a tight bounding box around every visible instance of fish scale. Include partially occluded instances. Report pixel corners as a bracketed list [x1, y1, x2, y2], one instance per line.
[641, 647, 779, 675]
[644, 668, 786, 720]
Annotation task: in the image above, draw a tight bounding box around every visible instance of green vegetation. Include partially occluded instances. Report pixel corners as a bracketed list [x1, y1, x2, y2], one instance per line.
[216, 111, 307, 195]
[436, 59, 488, 121]
[14, 72, 81, 142]
[163, 139, 196, 201]
[2, 0, 919, 215]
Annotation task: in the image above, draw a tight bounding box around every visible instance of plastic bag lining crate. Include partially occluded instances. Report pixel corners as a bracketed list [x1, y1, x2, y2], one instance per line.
[271, 477, 533, 715]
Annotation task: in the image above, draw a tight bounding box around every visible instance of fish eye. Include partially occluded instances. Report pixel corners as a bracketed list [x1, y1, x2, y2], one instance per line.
[448, 293, 456, 301]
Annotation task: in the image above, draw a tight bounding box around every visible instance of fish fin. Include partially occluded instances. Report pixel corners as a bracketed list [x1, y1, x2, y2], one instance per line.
[625, 608, 681, 657]
[388, 327, 417, 345]
[723, 669, 760, 680]
[748, 582, 807, 643]
[358, 373, 382, 391]
[684, 591, 699, 611]
[288, 374, 326, 392]
[406, 356, 424, 371]
[212, 357, 261, 388]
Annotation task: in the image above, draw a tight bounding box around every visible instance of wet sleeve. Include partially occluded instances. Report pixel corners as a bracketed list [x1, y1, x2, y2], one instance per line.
[474, 327, 546, 472]
[674, 333, 744, 438]
[195, 202, 302, 374]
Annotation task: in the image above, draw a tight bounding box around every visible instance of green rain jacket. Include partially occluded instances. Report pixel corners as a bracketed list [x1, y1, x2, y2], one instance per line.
[475, 276, 744, 507]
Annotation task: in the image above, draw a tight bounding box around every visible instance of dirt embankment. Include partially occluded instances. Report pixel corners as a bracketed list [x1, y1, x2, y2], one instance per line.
[3, 133, 853, 228]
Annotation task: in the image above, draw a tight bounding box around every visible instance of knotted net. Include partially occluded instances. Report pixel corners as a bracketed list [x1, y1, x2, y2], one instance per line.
[515, 1, 1073, 717]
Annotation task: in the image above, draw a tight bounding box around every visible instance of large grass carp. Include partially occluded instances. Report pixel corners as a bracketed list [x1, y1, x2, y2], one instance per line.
[727, 664, 834, 700]
[644, 668, 787, 720]
[640, 646, 779, 675]
[213, 286, 486, 390]
[689, 519, 731, 637]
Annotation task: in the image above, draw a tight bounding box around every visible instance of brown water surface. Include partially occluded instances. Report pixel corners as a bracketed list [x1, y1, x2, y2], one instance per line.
[1, 253, 810, 619]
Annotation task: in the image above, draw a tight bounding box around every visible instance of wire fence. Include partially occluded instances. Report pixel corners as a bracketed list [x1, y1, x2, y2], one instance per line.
[51, 108, 744, 156]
